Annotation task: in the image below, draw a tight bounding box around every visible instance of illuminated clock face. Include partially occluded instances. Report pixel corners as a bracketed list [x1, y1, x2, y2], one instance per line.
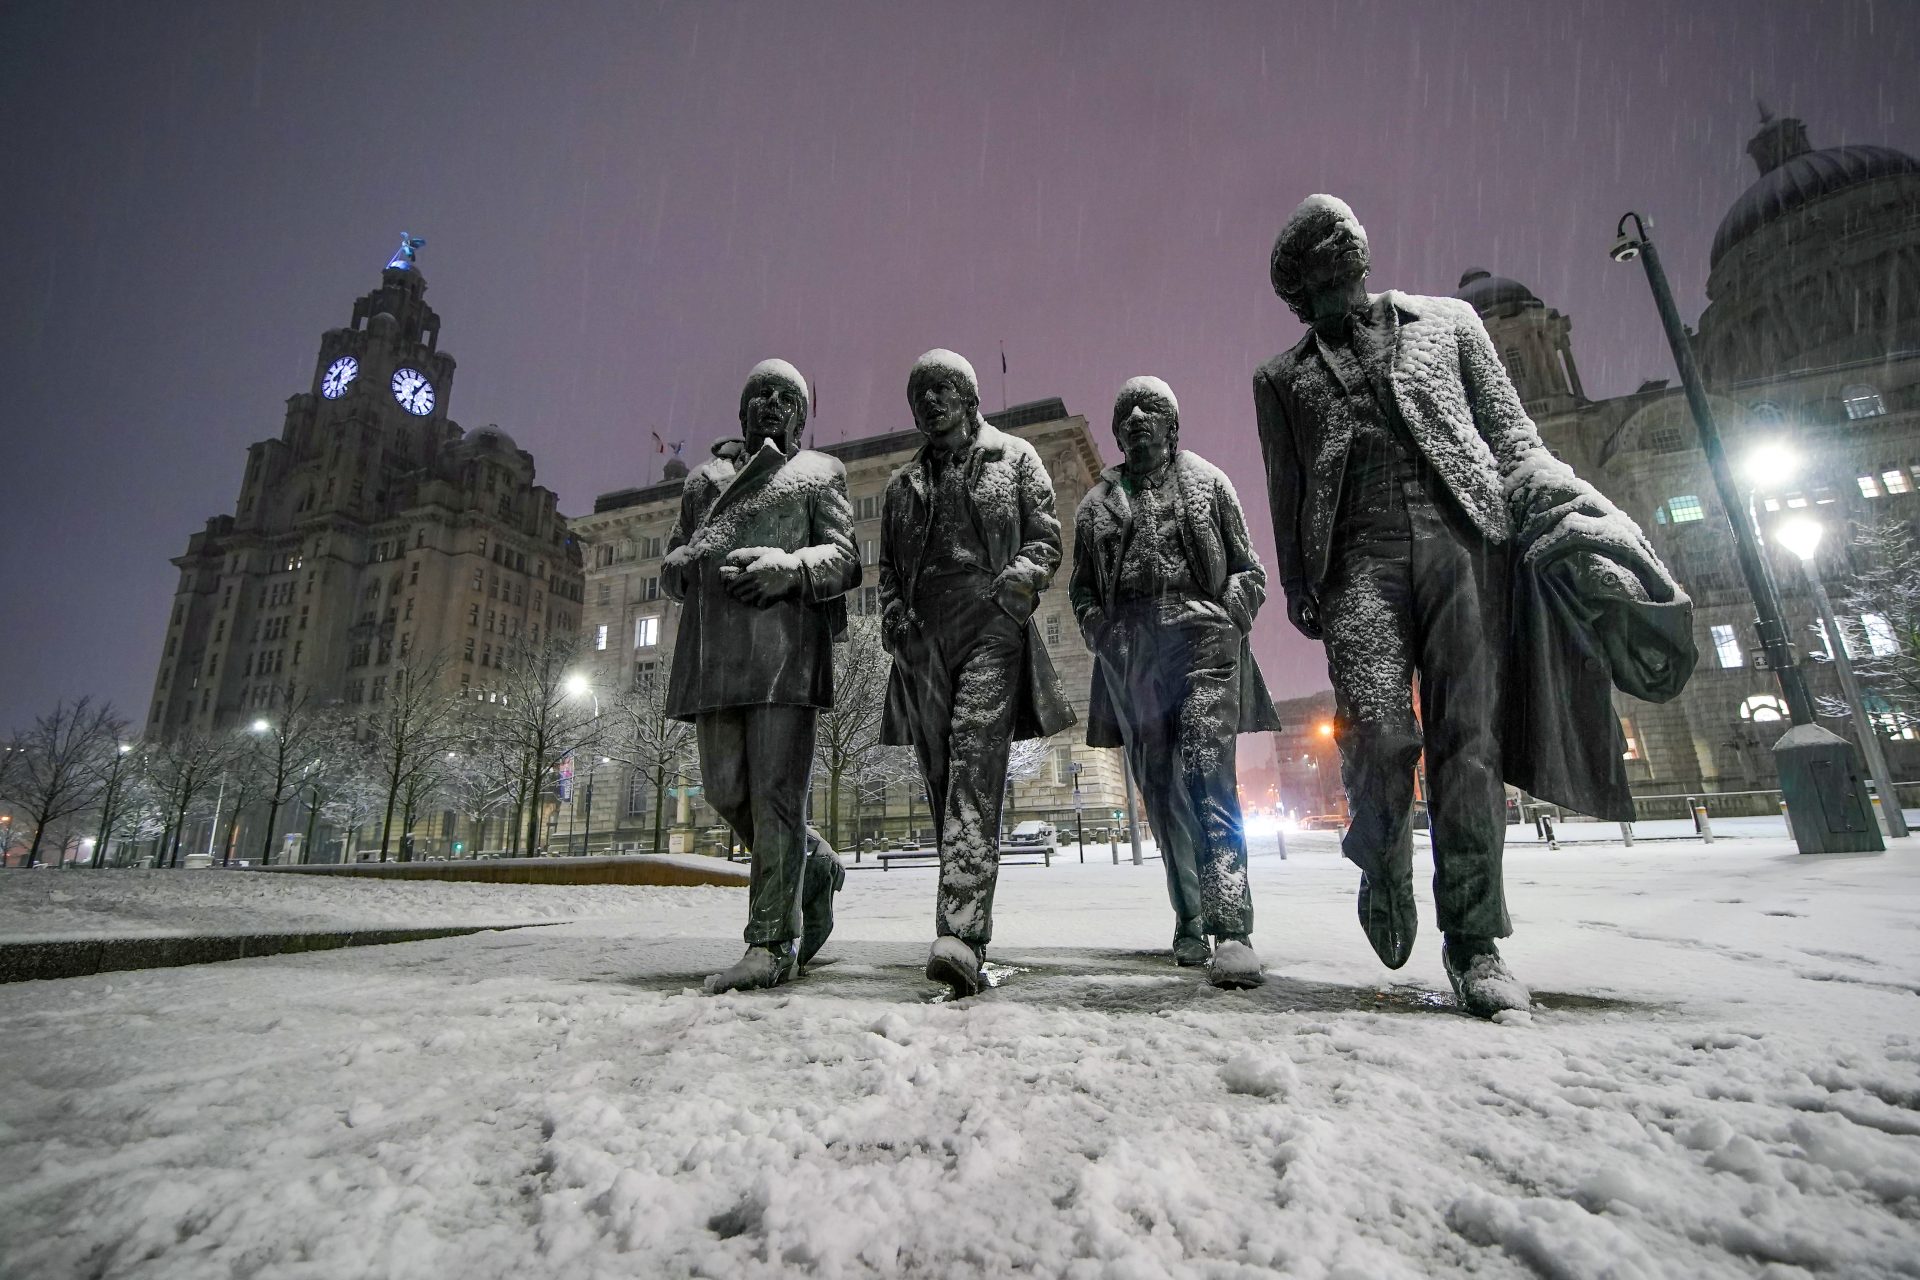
[321, 356, 359, 399]
[391, 367, 435, 416]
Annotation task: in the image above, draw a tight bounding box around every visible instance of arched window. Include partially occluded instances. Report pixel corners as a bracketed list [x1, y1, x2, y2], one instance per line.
[1842, 384, 1887, 420]
[1740, 694, 1788, 723]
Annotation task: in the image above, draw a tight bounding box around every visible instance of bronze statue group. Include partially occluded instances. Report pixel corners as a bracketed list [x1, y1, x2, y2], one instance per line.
[660, 195, 1692, 1020]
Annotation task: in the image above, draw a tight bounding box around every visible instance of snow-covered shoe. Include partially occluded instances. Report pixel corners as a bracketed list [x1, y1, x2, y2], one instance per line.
[1442, 936, 1530, 1019]
[703, 942, 797, 995]
[1172, 933, 1212, 967]
[1207, 937, 1266, 990]
[798, 843, 846, 969]
[1357, 868, 1417, 970]
[925, 935, 985, 997]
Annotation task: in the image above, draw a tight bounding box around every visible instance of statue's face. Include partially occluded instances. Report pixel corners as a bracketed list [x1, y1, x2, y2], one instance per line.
[1115, 398, 1175, 466]
[1275, 206, 1371, 323]
[741, 376, 805, 453]
[911, 373, 972, 439]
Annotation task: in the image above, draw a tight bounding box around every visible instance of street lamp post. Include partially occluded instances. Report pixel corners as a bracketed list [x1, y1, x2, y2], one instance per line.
[1069, 761, 1086, 863]
[564, 674, 603, 857]
[91, 742, 133, 869]
[1774, 517, 1910, 838]
[1612, 212, 1882, 855]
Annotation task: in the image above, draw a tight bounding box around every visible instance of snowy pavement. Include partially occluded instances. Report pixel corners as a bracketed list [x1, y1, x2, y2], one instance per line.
[1, 829, 1918, 1278]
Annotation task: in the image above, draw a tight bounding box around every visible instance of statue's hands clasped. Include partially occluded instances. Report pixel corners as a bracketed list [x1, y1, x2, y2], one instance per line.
[721, 547, 803, 607]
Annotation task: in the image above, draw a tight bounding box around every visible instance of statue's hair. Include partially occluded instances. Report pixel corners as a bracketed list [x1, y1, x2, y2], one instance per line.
[1269, 194, 1371, 317]
[908, 349, 982, 415]
[737, 358, 810, 445]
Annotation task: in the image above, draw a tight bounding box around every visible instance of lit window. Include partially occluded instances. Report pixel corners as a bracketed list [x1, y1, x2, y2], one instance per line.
[1665, 495, 1706, 523]
[1620, 717, 1641, 761]
[595, 624, 609, 651]
[1786, 495, 1809, 508]
[1884, 470, 1912, 495]
[1740, 695, 1787, 723]
[634, 616, 660, 648]
[1711, 624, 1744, 668]
[1842, 385, 1886, 419]
[1859, 475, 1883, 498]
[1763, 497, 1782, 512]
[1864, 613, 1899, 656]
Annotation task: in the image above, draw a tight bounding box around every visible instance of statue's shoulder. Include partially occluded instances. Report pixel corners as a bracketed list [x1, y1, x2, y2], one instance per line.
[1394, 291, 1474, 328]
[1175, 449, 1231, 490]
[786, 448, 847, 486]
[976, 421, 1037, 462]
[685, 454, 736, 491]
[1255, 341, 1308, 386]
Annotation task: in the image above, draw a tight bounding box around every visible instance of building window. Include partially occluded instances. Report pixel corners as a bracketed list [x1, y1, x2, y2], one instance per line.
[472, 569, 484, 590]
[1884, 470, 1912, 495]
[1740, 694, 1787, 723]
[1052, 746, 1074, 786]
[1842, 385, 1887, 419]
[1863, 613, 1899, 656]
[596, 624, 609, 651]
[1663, 495, 1706, 524]
[627, 771, 650, 817]
[634, 616, 660, 648]
[1710, 624, 1743, 668]
[1646, 426, 1685, 453]
[855, 495, 881, 521]
[598, 582, 612, 605]
[1620, 717, 1641, 761]
[1859, 475, 1883, 498]
[862, 538, 878, 566]
[1045, 614, 1062, 645]
[643, 576, 659, 601]
[633, 658, 658, 691]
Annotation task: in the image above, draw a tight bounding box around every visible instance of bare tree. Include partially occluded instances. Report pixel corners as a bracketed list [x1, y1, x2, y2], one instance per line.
[605, 658, 698, 854]
[2, 698, 127, 868]
[493, 635, 605, 856]
[243, 684, 338, 864]
[364, 654, 462, 859]
[89, 738, 141, 867]
[809, 617, 900, 848]
[142, 730, 235, 868]
[440, 721, 518, 855]
[1825, 516, 1920, 725]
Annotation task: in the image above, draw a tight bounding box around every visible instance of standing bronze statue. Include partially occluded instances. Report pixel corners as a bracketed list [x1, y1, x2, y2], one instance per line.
[662, 359, 859, 994]
[1254, 196, 1600, 1017]
[879, 349, 1075, 996]
[1070, 377, 1282, 989]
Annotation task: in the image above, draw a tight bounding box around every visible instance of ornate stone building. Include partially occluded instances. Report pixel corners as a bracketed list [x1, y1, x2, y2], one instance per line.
[146, 251, 584, 741]
[569, 398, 1134, 850]
[1465, 113, 1920, 809]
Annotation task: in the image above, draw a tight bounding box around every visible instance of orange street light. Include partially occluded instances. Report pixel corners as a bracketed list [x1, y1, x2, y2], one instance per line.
[1316, 721, 1334, 739]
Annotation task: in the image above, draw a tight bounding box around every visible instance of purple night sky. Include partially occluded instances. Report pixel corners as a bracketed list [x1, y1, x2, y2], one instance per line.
[3, 1, 1917, 731]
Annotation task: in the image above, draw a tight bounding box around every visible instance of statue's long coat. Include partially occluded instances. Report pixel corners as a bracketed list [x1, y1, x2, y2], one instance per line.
[877, 421, 1076, 745]
[662, 440, 859, 721]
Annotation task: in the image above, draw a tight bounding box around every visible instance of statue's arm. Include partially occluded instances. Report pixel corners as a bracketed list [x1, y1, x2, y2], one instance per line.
[1453, 303, 1570, 497]
[661, 478, 701, 603]
[1066, 496, 1107, 648]
[1213, 472, 1268, 634]
[993, 447, 1063, 619]
[800, 462, 861, 603]
[1252, 369, 1306, 600]
[877, 484, 910, 650]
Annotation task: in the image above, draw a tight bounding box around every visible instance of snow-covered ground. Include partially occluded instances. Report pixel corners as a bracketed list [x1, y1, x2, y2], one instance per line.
[1, 826, 1917, 1278]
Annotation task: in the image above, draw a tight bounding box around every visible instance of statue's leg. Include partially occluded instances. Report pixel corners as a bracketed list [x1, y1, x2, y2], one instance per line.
[933, 601, 1022, 953]
[1321, 543, 1423, 968]
[698, 707, 796, 994]
[1177, 618, 1251, 942]
[1408, 504, 1512, 941]
[696, 708, 756, 870]
[898, 622, 952, 848]
[1112, 620, 1206, 951]
[741, 704, 817, 949]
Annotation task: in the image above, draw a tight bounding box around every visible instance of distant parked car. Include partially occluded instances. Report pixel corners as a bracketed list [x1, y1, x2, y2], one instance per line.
[1300, 814, 1347, 832]
[896, 837, 920, 852]
[1005, 820, 1057, 850]
[182, 852, 215, 869]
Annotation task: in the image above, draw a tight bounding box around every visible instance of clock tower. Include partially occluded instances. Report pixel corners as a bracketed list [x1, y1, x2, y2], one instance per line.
[144, 239, 584, 753]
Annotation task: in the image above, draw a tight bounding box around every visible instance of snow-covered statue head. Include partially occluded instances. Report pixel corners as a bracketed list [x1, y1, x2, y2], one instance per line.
[739, 359, 810, 455]
[1112, 375, 1180, 474]
[1269, 194, 1371, 324]
[908, 349, 985, 444]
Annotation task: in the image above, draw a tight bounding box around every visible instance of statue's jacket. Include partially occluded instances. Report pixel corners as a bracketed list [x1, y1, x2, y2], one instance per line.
[876, 420, 1076, 746]
[1068, 451, 1283, 749]
[1252, 288, 1696, 815]
[662, 439, 859, 722]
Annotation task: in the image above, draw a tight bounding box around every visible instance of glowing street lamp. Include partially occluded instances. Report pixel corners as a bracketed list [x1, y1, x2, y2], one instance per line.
[1774, 516, 1908, 838]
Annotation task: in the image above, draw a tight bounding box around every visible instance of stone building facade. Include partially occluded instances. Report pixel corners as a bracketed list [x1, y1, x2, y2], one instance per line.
[145, 257, 584, 746]
[1464, 113, 1920, 810]
[568, 398, 1138, 851]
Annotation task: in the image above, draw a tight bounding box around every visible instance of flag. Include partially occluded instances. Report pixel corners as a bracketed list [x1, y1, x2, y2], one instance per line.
[649, 430, 665, 454]
[1001, 349, 1008, 375]
[556, 751, 576, 802]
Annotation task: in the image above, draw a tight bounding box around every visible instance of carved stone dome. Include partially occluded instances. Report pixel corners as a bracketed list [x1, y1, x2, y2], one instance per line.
[1454, 269, 1541, 314]
[462, 424, 520, 455]
[1710, 115, 1920, 266]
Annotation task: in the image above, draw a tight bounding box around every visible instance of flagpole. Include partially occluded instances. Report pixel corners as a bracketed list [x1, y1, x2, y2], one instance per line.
[999, 340, 1008, 412]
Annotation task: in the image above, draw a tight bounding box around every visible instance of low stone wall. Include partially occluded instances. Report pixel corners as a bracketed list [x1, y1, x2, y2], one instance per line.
[256, 853, 751, 888]
[0, 924, 551, 984]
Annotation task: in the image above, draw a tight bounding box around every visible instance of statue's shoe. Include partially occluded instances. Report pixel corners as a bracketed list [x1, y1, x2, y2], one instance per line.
[1442, 937, 1531, 1019]
[702, 942, 797, 995]
[1172, 933, 1212, 968]
[798, 846, 847, 969]
[926, 935, 985, 997]
[1207, 938, 1266, 990]
[1357, 869, 1417, 970]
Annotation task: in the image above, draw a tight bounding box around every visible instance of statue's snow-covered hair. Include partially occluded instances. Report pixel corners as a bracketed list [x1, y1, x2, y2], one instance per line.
[1113, 375, 1178, 422]
[1269, 193, 1371, 317]
[908, 349, 981, 405]
[738, 358, 810, 440]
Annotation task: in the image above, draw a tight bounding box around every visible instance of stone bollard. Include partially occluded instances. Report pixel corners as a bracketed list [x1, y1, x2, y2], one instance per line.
[1541, 815, 1558, 850]
[1277, 828, 1287, 861]
[1695, 804, 1714, 844]
[1620, 822, 1634, 847]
